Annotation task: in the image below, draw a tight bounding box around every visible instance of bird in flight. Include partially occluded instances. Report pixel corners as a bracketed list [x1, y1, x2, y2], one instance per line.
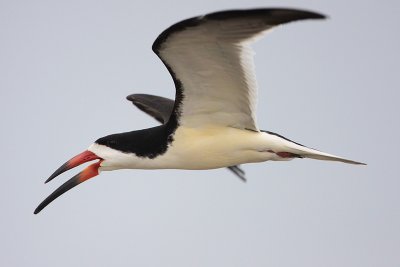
[34, 8, 365, 214]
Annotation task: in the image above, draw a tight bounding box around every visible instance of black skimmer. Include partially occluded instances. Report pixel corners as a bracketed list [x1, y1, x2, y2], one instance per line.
[34, 8, 365, 214]
[127, 93, 247, 182]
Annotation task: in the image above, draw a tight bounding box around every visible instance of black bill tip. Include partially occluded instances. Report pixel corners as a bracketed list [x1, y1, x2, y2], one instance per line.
[35, 160, 101, 214]
[34, 174, 80, 214]
[45, 162, 69, 184]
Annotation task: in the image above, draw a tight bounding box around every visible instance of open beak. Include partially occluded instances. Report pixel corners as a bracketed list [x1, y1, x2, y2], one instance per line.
[34, 150, 103, 214]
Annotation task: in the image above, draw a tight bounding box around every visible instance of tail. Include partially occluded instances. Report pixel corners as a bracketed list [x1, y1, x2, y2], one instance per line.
[264, 131, 366, 165]
[292, 146, 366, 165]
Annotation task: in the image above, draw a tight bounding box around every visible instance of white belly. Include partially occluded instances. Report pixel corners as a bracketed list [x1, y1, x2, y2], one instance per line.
[89, 126, 285, 171]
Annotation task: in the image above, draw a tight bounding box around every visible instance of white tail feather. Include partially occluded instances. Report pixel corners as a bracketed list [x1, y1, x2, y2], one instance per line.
[278, 136, 366, 165]
[297, 149, 366, 165]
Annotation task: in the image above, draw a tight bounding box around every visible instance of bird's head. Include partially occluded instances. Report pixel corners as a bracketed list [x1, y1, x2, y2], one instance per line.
[34, 129, 154, 214]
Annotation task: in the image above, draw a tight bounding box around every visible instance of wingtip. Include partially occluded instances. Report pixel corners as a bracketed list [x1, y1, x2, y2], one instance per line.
[310, 11, 328, 20]
[288, 8, 327, 20]
[126, 93, 152, 103]
[278, 8, 328, 21]
[293, 9, 327, 21]
[126, 94, 137, 101]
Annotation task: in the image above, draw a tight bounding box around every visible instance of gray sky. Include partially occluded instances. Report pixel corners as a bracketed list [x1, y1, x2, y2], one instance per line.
[1, 0, 399, 266]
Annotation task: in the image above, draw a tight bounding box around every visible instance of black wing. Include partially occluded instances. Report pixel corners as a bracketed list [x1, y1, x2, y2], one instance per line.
[126, 94, 174, 124]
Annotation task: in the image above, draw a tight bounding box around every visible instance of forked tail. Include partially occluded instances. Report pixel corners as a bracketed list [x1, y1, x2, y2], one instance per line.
[291, 145, 366, 165]
[263, 131, 366, 165]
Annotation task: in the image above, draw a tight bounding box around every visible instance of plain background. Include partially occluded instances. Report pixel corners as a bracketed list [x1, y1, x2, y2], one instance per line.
[1, 0, 399, 266]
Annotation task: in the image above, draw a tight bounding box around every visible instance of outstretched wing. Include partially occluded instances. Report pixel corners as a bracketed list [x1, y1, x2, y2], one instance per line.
[127, 94, 174, 124]
[127, 93, 247, 182]
[153, 8, 325, 131]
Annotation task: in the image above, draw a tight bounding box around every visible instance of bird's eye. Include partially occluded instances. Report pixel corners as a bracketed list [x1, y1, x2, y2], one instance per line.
[108, 140, 117, 145]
